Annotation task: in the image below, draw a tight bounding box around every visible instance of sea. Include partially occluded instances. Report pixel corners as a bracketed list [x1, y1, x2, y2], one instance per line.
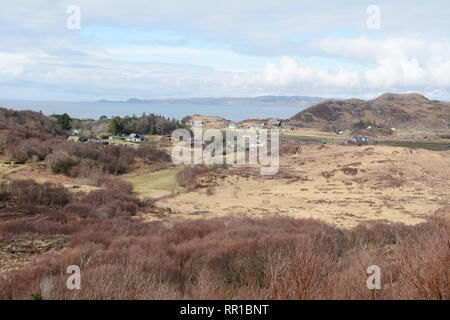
[0, 100, 306, 122]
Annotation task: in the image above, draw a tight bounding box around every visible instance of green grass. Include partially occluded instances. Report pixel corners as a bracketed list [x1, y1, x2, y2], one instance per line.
[125, 167, 182, 199]
[284, 132, 450, 151]
[282, 134, 346, 145]
[378, 140, 450, 151]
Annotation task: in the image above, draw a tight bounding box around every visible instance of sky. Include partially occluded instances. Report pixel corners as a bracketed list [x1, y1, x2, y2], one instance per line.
[0, 0, 449, 101]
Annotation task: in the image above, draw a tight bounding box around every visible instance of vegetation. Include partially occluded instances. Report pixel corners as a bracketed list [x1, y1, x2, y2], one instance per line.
[126, 167, 181, 198]
[0, 106, 448, 301]
[351, 119, 377, 130]
[378, 140, 450, 151]
[0, 108, 171, 179]
[0, 180, 448, 300]
[51, 113, 72, 130]
[0, 108, 65, 155]
[107, 114, 186, 136]
[175, 165, 219, 188]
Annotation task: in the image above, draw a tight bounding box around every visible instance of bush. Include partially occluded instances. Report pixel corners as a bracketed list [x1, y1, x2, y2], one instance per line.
[0, 177, 448, 300]
[7, 179, 72, 206]
[46, 151, 78, 175]
[137, 145, 171, 163]
[176, 165, 212, 187]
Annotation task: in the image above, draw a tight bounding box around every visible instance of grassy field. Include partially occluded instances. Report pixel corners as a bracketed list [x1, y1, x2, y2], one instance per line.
[125, 167, 182, 199]
[156, 144, 449, 228]
[282, 132, 347, 145]
[283, 129, 450, 151]
[378, 139, 450, 151]
[0, 161, 24, 178]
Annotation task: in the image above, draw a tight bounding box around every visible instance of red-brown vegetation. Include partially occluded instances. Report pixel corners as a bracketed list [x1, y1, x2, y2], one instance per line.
[0, 184, 448, 300]
[175, 165, 216, 187]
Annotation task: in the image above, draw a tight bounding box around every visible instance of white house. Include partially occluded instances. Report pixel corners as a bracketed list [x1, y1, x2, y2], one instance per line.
[250, 124, 262, 130]
[127, 133, 146, 142]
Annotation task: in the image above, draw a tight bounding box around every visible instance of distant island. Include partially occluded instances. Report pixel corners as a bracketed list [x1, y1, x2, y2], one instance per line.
[96, 95, 325, 108]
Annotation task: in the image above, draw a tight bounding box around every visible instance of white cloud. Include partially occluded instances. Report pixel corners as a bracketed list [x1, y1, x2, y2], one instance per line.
[253, 56, 360, 89]
[0, 1, 449, 100]
[0, 53, 30, 76]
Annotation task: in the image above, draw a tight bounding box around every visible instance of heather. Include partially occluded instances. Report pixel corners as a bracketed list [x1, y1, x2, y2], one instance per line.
[0, 179, 448, 300]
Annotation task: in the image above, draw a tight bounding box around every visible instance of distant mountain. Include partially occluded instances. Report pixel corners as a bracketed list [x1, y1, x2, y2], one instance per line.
[289, 93, 450, 131]
[98, 95, 325, 108]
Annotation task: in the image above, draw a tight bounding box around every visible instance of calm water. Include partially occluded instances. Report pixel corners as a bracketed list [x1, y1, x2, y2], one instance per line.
[0, 100, 305, 121]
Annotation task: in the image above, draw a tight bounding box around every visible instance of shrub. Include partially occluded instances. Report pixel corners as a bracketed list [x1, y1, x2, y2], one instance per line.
[176, 165, 212, 187]
[62, 203, 95, 219]
[0, 190, 448, 300]
[7, 179, 72, 206]
[46, 151, 78, 175]
[137, 145, 171, 163]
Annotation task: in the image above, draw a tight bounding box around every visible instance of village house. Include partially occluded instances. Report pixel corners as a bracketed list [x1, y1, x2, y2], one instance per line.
[72, 129, 81, 135]
[351, 136, 370, 145]
[250, 123, 262, 130]
[128, 133, 147, 142]
[273, 121, 282, 128]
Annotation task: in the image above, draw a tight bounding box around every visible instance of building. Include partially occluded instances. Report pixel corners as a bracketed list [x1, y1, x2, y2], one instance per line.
[273, 121, 282, 128]
[88, 138, 109, 145]
[109, 136, 122, 141]
[250, 124, 262, 130]
[67, 136, 80, 142]
[127, 133, 146, 142]
[228, 123, 237, 129]
[351, 136, 370, 145]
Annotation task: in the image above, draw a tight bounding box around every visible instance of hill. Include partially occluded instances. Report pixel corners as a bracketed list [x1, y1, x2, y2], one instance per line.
[289, 93, 450, 131]
[101, 95, 325, 108]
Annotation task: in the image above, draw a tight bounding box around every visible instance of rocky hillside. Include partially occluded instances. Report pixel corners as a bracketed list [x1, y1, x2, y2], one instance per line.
[289, 93, 450, 131]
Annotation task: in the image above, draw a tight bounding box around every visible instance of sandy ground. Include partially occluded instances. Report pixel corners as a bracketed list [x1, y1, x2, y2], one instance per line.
[4, 163, 100, 193]
[2, 144, 448, 229]
[153, 145, 449, 228]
